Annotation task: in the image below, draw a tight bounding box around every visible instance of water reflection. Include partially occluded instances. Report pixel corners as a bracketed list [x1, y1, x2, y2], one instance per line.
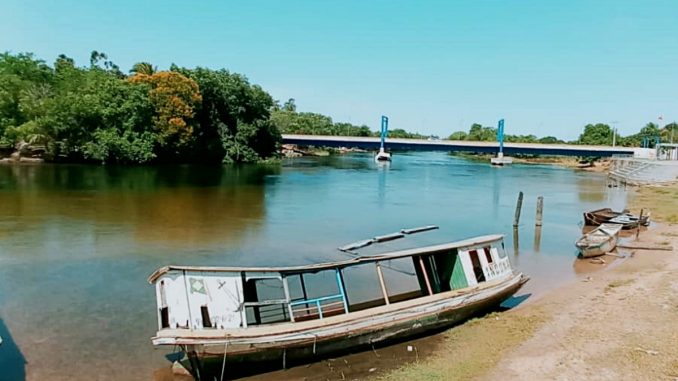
[0, 165, 278, 247]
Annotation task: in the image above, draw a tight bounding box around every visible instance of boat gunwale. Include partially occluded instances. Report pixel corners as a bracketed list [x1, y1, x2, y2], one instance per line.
[147, 234, 505, 283]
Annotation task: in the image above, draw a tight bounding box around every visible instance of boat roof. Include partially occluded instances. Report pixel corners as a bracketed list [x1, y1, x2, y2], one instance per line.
[148, 234, 504, 283]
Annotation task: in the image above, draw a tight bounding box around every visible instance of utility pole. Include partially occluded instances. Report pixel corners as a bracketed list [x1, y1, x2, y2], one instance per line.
[611, 121, 619, 147]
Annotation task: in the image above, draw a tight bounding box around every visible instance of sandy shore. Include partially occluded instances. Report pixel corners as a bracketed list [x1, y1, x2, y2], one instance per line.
[382, 185, 678, 381]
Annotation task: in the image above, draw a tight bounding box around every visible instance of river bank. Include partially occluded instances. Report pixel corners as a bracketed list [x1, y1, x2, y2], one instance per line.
[379, 184, 678, 381]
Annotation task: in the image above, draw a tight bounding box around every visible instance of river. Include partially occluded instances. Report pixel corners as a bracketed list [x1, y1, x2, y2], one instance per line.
[0, 152, 628, 381]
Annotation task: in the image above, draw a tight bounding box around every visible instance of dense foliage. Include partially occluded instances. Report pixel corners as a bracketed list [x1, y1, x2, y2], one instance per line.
[449, 122, 675, 147]
[272, 98, 429, 139]
[2, 52, 674, 165]
[448, 123, 564, 144]
[0, 52, 280, 163]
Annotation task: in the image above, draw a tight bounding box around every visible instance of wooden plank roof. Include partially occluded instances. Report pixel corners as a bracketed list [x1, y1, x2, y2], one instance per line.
[148, 234, 504, 283]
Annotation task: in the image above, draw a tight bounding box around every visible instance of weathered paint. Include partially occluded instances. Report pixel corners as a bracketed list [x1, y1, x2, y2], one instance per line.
[155, 272, 243, 330]
[449, 254, 469, 290]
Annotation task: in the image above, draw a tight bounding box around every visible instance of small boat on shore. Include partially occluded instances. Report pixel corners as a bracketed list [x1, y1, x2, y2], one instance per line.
[583, 208, 649, 229]
[576, 223, 622, 258]
[148, 232, 528, 379]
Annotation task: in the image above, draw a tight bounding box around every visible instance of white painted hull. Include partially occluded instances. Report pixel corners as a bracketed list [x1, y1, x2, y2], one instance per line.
[576, 224, 622, 258]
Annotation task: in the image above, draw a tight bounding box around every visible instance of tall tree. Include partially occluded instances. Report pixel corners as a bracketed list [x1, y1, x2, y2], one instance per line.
[578, 123, 613, 145]
[130, 62, 157, 76]
[129, 71, 201, 152]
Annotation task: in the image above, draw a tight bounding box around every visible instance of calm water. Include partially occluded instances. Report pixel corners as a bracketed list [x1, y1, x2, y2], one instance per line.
[0, 153, 628, 381]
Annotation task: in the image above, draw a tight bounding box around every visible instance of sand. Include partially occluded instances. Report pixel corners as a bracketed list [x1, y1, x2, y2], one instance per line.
[380, 185, 678, 381]
[481, 223, 678, 381]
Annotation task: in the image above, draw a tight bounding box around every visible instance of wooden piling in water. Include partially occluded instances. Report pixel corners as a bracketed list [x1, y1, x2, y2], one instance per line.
[513, 191, 523, 228]
[636, 208, 644, 240]
[535, 196, 544, 227]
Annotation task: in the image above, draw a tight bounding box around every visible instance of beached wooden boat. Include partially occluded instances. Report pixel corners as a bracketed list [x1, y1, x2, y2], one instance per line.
[148, 233, 528, 379]
[583, 208, 649, 229]
[576, 223, 622, 258]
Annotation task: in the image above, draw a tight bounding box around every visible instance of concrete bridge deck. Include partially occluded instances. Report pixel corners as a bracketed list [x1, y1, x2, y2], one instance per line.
[282, 134, 637, 158]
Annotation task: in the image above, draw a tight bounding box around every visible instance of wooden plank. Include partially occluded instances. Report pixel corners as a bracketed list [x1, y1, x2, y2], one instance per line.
[418, 257, 433, 295]
[617, 244, 673, 251]
[376, 263, 390, 305]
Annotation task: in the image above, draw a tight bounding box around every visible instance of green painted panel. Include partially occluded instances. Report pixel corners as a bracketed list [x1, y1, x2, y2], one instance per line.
[450, 254, 469, 290]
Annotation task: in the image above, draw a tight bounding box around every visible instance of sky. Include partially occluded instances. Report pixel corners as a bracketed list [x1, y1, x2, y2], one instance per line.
[1, 0, 677, 140]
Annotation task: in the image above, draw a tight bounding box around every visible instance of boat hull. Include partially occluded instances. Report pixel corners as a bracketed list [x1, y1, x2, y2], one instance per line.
[583, 208, 649, 229]
[168, 272, 527, 378]
[577, 235, 617, 258]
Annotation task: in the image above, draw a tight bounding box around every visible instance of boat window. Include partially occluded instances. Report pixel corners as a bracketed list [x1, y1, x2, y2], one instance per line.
[498, 242, 508, 258]
[287, 270, 347, 322]
[483, 246, 493, 264]
[468, 250, 486, 283]
[381, 257, 424, 303]
[200, 305, 212, 328]
[159, 280, 170, 328]
[341, 264, 386, 312]
[243, 276, 289, 325]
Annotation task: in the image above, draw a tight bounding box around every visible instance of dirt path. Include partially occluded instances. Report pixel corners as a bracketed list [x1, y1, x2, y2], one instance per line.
[379, 224, 678, 381]
[482, 224, 678, 381]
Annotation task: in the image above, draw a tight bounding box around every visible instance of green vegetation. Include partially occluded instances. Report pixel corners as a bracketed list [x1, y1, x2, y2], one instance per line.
[0, 51, 279, 164]
[3, 51, 675, 165]
[271, 98, 428, 139]
[380, 311, 546, 381]
[630, 184, 678, 224]
[449, 122, 675, 147]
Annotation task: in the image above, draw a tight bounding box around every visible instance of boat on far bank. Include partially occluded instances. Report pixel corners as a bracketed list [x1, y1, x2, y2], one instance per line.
[148, 231, 528, 379]
[576, 223, 622, 258]
[583, 208, 650, 229]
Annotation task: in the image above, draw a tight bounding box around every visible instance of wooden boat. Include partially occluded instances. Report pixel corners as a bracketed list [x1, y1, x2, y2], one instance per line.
[583, 208, 649, 229]
[575, 223, 622, 258]
[148, 233, 528, 379]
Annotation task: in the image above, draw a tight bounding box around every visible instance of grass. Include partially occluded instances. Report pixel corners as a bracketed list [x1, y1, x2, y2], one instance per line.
[629, 184, 678, 224]
[379, 310, 547, 381]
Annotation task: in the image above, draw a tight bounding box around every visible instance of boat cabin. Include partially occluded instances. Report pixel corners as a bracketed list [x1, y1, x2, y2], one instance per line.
[148, 234, 512, 332]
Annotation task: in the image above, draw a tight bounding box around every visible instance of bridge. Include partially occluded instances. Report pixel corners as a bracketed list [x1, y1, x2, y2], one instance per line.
[282, 135, 639, 158]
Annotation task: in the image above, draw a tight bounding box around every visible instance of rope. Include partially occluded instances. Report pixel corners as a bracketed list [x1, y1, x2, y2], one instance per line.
[219, 342, 228, 381]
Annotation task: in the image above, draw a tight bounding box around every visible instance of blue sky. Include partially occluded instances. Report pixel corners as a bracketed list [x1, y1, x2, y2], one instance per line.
[1, 0, 677, 140]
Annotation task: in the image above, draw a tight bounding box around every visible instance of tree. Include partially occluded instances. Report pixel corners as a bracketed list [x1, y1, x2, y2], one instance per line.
[171, 66, 280, 163]
[466, 123, 496, 141]
[282, 98, 296, 112]
[578, 123, 613, 145]
[130, 62, 157, 76]
[448, 131, 467, 140]
[129, 71, 202, 151]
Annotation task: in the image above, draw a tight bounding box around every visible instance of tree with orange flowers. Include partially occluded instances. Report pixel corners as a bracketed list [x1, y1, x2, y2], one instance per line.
[129, 70, 201, 151]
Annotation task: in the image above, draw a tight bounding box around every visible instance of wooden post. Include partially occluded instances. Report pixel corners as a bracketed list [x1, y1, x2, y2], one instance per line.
[513, 191, 524, 228]
[282, 276, 295, 322]
[375, 262, 390, 305]
[418, 256, 434, 295]
[512, 228, 519, 256]
[535, 196, 544, 227]
[533, 226, 542, 253]
[636, 208, 644, 240]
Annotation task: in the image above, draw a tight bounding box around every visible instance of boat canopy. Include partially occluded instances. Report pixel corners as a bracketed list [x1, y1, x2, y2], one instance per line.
[148, 234, 504, 283]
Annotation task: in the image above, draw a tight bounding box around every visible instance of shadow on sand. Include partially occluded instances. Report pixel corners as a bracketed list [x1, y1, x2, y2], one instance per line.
[0, 317, 26, 381]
